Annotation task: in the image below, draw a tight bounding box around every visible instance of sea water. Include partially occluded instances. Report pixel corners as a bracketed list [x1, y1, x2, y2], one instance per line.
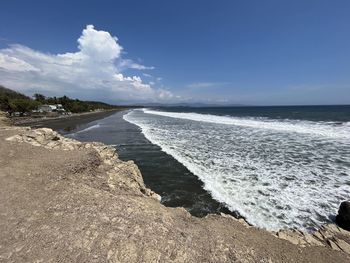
[123, 105, 350, 231]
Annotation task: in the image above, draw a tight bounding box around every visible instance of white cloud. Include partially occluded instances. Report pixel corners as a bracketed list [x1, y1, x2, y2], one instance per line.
[142, 73, 152, 78]
[0, 53, 40, 72]
[78, 25, 122, 61]
[186, 82, 229, 89]
[0, 24, 173, 103]
[119, 59, 155, 70]
[158, 89, 174, 100]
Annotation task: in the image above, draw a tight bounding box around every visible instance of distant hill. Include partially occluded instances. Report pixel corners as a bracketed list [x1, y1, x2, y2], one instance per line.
[0, 86, 36, 113]
[0, 86, 31, 101]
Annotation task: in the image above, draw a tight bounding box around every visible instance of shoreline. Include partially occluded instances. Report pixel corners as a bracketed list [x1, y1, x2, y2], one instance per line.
[124, 107, 350, 231]
[1, 112, 350, 261]
[66, 110, 241, 220]
[12, 109, 121, 133]
[12, 109, 347, 229]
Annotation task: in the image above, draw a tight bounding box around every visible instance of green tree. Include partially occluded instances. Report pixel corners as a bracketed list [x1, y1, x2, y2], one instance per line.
[33, 93, 46, 103]
[9, 99, 34, 114]
[0, 96, 11, 111]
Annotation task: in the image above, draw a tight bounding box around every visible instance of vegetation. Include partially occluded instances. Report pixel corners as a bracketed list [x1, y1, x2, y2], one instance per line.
[33, 93, 124, 113]
[0, 85, 128, 115]
[0, 86, 39, 114]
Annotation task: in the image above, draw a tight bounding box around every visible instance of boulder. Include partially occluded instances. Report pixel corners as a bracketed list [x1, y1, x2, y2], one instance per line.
[336, 201, 350, 231]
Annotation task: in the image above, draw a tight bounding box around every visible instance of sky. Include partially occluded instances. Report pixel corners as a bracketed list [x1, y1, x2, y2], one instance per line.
[0, 0, 349, 105]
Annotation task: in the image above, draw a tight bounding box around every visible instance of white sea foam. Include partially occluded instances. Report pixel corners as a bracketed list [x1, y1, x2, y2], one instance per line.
[123, 109, 350, 231]
[73, 124, 101, 134]
[143, 109, 350, 140]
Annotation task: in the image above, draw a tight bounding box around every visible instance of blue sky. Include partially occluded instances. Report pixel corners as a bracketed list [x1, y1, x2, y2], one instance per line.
[0, 0, 349, 105]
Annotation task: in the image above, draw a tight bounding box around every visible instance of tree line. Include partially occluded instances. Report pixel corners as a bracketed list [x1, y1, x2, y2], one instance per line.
[0, 86, 129, 114]
[33, 93, 123, 113]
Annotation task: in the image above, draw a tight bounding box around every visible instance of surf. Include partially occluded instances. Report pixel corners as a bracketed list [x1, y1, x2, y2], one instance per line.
[124, 108, 350, 231]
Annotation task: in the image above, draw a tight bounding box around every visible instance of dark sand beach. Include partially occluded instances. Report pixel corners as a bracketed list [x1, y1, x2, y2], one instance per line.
[20, 110, 236, 218]
[13, 109, 119, 132]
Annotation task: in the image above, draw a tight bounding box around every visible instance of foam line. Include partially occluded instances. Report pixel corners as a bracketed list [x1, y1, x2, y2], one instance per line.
[143, 109, 350, 140]
[123, 109, 350, 231]
[72, 124, 101, 134]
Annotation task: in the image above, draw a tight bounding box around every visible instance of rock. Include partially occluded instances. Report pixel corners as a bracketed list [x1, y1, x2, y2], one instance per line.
[311, 223, 350, 254]
[276, 229, 325, 247]
[238, 218, 250, 227]
[334, 238, 350, 254]
[336, 201, 350, 231]
[313, 231, 324, 241]
[144, 189, 161, 201]
[6, 128, 83, 151]
[219, 213, 250, 227]
[303, 233, 324, 246]
[327, 240, 341, 251]
[276, 229, 307, 246]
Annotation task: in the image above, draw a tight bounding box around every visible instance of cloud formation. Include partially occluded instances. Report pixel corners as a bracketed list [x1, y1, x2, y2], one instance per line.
[0, 25, 173, 103]
[186, 82, 229, 89]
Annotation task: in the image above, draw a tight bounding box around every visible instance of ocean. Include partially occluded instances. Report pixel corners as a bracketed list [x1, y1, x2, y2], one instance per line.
[68, 105, 350, 231]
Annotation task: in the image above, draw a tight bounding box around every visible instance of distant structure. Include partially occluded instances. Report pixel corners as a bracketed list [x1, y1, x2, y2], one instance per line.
[38, 104, 66, 114]
[38, 104, 65, 113]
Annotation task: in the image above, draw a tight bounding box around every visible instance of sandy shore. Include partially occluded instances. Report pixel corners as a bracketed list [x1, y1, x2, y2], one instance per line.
[12, 109, 121, 133]
[1, 112, 350, 262]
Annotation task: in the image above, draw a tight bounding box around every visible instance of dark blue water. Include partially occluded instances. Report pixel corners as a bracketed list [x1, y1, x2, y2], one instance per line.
[158, 105, 350, 122]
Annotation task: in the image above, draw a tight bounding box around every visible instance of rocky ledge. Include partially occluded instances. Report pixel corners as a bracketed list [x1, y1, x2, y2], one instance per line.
[0, 119, 349, 262]
[5, 127, 161, 202]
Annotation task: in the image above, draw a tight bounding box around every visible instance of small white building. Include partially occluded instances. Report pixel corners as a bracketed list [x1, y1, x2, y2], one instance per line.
[38, 104, 65, 113]
[56, 104, 65, 112]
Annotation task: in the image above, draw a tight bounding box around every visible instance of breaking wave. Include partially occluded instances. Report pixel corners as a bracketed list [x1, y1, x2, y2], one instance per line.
[124, 109, 350, 231]
[72, 124, 101, 134]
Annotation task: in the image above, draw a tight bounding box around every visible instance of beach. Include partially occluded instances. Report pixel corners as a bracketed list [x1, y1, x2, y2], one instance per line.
[37, 110, 237, 218]
[14, 110, 243, 220]
[1, 1, 348, 261]
[12, 109, 120, 132]
[1, 111, 350, 262]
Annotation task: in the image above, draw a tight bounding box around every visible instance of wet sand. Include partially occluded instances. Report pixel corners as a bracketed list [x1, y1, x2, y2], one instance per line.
[14, 110, 121, 133]
[64, 110, 236, 217]
[16, 109, 236, 217]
